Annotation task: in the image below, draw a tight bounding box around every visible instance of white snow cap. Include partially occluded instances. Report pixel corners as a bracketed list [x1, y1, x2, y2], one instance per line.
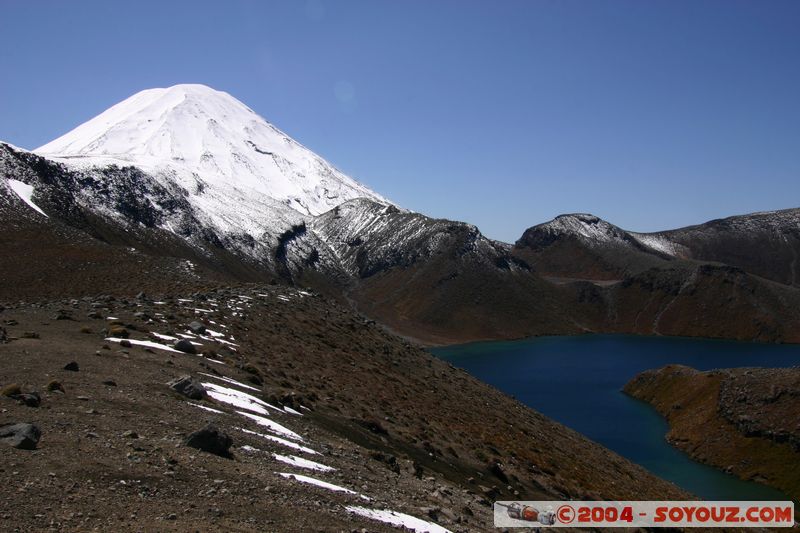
[36, 84, 389, 216]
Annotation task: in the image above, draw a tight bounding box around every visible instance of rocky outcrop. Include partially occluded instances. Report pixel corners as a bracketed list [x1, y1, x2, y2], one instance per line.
[624, 365, 800, 502]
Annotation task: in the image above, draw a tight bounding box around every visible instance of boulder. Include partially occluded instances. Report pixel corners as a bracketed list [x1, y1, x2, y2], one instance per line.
[187, 321, 206, 335]
[185, 425, 232, 458]
[174, 339, 197, 354]
[63, 361, 79, 372]
[0, 423, 41, 450]
[168, 375, 207, 400]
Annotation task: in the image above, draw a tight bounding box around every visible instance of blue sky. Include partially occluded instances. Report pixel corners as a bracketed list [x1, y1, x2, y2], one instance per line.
[1, 1, 798, 242]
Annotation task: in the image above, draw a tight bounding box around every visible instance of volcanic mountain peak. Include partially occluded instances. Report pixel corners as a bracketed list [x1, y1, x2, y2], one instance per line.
[516, 213, 688, 265]
[522, 213, 631, 245]
[35, 84, 388, 217]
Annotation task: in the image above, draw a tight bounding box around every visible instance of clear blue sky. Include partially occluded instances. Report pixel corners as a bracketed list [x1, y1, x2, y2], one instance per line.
[1, 1, 798, 242]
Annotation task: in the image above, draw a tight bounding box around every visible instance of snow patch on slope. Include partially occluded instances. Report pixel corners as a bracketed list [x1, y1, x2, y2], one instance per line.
[7, 179, 47, 217]
[629, 232, 683, 256]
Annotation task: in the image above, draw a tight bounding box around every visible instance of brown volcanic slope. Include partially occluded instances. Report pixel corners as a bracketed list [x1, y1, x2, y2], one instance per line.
[0, 209, 689, 531]
[624, 365, 800, 503]
[0, 204, 229, 301]
[0, 291, 688, 532]
[568, 263, 800, 343]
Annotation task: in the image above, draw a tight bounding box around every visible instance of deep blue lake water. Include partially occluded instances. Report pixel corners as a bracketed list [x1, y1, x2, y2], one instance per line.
[432, 334, 800, 500]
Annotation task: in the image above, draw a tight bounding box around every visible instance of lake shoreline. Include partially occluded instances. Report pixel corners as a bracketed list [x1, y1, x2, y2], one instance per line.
[624, 365, 799, 503]
[432, 334, 800, 501]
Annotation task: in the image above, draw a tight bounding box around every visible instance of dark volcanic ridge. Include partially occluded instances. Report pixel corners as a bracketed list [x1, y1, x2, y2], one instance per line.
[3, 141, 800, 345]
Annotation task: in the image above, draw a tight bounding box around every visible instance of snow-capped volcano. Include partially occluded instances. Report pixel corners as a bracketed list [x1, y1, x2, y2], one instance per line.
[36, 83, 388, 217]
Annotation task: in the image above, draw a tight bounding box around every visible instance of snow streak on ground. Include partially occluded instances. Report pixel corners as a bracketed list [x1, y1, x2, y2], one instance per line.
[235, 410, 301, 440]
[273, 453, 334, 472]
[202, 382, 282, 415]
[345, 506, 453, 533]
[277, 473, 357, 495]
[188, 403, 224, 414]
[237, 428, 319, 455]
[105, 337, 182, 353]
[198, 372, 260, 391]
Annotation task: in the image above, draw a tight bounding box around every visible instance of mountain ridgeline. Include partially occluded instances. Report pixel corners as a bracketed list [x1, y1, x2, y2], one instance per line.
[2, 84, 800, 344]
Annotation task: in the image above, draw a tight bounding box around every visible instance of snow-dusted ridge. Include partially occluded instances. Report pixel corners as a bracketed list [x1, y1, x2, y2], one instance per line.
[521, 213, 688, 257]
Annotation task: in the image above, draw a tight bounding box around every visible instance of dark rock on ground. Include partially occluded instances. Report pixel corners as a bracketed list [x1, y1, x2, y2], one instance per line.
[63, 361, 79, 371]
[188, 321, 207, 334]
[174, 339, 197, 354]
[168, 375, 207, 400]
[0, 423, 41, 450]
[16, 392, 41, 408]
[185, 424, 232, 458]
[46, 380, 64, 392]
[1, 385, 40, 407]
